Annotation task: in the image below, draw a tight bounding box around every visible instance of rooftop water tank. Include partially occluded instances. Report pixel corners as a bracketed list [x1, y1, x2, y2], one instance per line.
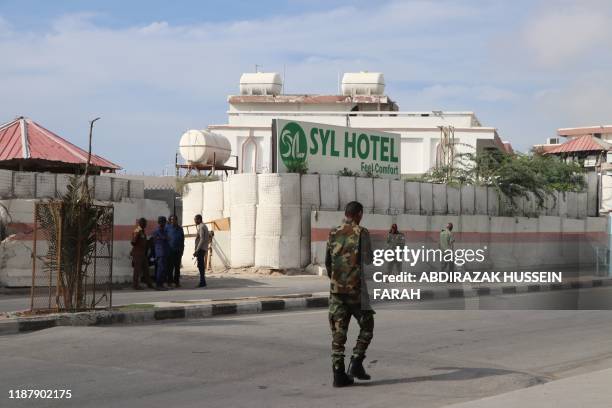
[239, 72, 282, 96]
[341, 72, 385, 96]
[179, 130, 232, 166]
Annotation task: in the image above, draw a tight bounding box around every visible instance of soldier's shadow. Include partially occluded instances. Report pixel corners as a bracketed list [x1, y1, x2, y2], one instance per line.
[357, 366, 540, 386]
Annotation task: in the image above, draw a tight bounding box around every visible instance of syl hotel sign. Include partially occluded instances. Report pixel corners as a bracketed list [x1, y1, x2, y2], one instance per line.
[272, 119, 401, 179]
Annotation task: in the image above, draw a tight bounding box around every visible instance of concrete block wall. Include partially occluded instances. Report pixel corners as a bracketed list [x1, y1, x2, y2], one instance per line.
[180, 174, 598, 272]
[405, 182, 420, 214]
[0, 198, 170, 287]
[228, 174, 257, 268]
[35, 173, 56, 198]
[310, 211, 607, 274]
[0, 169, 145, 202]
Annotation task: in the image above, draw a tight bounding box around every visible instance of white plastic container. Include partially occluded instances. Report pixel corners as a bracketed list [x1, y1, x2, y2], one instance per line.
[179, 129, 232, 166]
[239, 72, 282, 96]
[341, 72, 385, 96]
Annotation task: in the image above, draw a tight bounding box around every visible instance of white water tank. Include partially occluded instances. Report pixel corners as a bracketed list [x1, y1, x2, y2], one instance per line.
[239, 72, 282, 96]
[341, 72, 385, 96]
[179, 130, 232, 166]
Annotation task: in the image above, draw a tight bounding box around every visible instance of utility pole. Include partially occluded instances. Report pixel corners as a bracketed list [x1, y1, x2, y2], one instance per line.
[83, 117, 101, 199]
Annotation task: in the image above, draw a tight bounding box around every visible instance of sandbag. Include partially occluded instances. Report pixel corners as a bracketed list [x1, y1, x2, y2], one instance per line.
[231, 236, 255, 268]
[203, 181, 224, 212]
[229, 173, 257, 205]
[257, 173, 300, 206]
[223, 180, 231, 218]
[255, 236, 301, 269]
[230, 204, 257, 236]
[256, 205, 300, 237]
[182, 182, 204, 220]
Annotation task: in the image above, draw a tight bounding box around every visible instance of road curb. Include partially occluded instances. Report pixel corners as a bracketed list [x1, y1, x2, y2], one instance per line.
[2, 277, 612, 335]
[0, 294, 331, 336]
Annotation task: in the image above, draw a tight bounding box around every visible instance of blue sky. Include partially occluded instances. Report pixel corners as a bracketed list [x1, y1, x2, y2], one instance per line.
[1, 0, 611, 173]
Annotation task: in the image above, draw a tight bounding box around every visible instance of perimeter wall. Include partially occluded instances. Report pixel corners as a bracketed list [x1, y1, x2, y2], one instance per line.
[180, 174, 605, 272]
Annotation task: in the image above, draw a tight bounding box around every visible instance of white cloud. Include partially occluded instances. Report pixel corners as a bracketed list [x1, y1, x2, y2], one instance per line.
[0, 1, 610, 169]
[420, 84, 518, 103]
[520, 6, 611, 67]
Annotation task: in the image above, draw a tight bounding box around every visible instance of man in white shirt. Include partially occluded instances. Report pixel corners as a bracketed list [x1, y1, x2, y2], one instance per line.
[193, 214, 209, 288]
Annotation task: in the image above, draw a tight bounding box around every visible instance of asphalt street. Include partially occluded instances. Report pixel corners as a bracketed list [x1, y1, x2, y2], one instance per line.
[3, 287, 612, 407]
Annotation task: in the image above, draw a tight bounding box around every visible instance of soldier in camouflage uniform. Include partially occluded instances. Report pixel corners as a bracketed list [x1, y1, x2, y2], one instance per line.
[325, 201, 374, 387]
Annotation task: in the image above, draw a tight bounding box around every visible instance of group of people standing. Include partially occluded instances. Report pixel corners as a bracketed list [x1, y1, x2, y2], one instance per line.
[130, 214, 210, 291]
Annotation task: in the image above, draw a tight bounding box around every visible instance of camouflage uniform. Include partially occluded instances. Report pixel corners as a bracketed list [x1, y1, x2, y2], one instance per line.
[439, 228, 455, 272]
[325, 219, 375, 369]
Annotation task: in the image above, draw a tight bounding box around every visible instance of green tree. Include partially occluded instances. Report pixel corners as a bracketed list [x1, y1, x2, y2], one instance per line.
[422, 150, 585, 211]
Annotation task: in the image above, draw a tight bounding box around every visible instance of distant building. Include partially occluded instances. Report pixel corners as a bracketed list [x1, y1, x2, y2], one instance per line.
[0, 116, 120, 174]
[534, 125, 612, 170]
[533, 125, 612, 213]
[207, 72, 507, 176]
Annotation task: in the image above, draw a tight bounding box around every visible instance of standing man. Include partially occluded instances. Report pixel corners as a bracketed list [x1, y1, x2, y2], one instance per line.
[193, 214, 209, 288]
[166, 215, 185, 288]
[325, 201, 374, 387]
[130, 218, 153, 290]
[386, 223, 405, 273]
[439, 222, 455, 272]
[152, 216, 170, 291]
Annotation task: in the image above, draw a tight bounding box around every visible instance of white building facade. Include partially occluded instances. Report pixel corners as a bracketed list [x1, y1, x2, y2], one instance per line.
[208, 73, 506, 176]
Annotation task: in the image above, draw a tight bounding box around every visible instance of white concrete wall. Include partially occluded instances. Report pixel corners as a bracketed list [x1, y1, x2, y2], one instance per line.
[310, 211, 607, 273]
[179, 174, 596, 272]
[0, 198, 170, 287]
[0, 170, 145, 201]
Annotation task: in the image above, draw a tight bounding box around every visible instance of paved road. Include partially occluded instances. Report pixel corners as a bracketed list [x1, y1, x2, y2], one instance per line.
[3, 287, 612, 407]
[0, 275, 330, 313]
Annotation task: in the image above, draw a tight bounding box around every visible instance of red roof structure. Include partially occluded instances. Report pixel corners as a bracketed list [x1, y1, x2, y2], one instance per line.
[545, 134, 612, 154]
[0, 116, 120, 173]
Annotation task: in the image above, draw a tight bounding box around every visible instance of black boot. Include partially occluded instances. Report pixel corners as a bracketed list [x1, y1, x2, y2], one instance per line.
[348, 355, 371, 380]
[333, 362, 354, 387]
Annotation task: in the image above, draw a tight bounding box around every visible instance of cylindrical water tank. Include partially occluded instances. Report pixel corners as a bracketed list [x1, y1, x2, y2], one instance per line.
[179, 129, 232, 166]
[239, 72, 282, 96]
[341, 72, 385, 96]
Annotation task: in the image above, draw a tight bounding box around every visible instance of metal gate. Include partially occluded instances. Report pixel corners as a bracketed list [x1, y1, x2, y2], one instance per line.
[31, 201, 114, 313]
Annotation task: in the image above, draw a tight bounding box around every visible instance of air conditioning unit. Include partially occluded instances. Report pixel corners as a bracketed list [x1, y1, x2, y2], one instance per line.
[547, 137, 560, 145]
[607, 151, 612, 163]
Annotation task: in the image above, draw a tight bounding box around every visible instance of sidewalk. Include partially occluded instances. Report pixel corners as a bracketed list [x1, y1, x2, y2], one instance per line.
[0, 273, 330, 314]
[444, 368, 612, 408]
[2, 272, 612, 336]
